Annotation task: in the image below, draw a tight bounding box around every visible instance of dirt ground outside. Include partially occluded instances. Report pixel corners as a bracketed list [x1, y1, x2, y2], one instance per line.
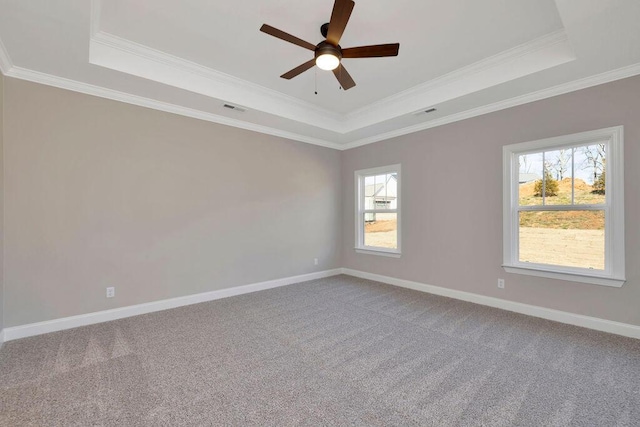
[364, 220, 397, 249]
[519, 227, 604, 270]
[364, 220, 605, 269]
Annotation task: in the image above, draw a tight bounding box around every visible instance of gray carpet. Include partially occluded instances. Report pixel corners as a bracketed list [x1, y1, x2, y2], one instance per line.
[1, 275, 640, 426]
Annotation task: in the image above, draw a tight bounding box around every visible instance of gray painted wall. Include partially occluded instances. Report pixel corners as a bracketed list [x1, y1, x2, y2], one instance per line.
[2, 74, 639, 330]
[342, 75, 640, 327]
[0, 74, 4, 333]
[3, 78, 342, 327]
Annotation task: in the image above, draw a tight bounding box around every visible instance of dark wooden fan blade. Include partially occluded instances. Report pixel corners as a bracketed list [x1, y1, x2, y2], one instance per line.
[326, 0, 355, 46]
[332, 64, 356, 90]
[281, 59, 316, 79]
[342, 43, 400, 58]
[260, 24, 316, 51]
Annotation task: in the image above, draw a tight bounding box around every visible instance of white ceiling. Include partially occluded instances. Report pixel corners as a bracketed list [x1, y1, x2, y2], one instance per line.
[1, 0, 639, 150]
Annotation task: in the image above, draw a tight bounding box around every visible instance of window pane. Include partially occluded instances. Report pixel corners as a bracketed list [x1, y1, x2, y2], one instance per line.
[574, 144, 606, 205]
[519, 210, 605, 270]
[518, 152, 543, 206]
[364, 175, 375, 209]
[543, 148, 573, 205]
[364, 212, 397, 249]
[363, 173, 398, 211]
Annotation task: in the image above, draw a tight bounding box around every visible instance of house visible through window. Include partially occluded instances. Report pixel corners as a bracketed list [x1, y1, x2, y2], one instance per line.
[503, 127, 625, 287]
[355, 164, 401, 257]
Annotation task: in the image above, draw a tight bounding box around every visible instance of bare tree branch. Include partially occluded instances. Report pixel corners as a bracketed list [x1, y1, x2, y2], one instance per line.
[580, 144, 606, 183]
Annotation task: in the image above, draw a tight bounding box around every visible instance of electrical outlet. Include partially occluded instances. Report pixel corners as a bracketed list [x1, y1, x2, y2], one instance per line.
[106, 287, 115, 298]
[497, 279, 505, 289]
[314, 258, 319, 265]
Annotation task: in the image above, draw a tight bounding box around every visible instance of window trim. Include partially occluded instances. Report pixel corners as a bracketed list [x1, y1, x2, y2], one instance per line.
[354, 164, 401, 257]
[502, 126, 625, 287]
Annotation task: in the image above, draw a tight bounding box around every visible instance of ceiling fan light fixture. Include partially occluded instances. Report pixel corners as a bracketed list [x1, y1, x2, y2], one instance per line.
[260, 0, 398, 90]
[315, 42, 342, 71]
[316, 53, 340, 71]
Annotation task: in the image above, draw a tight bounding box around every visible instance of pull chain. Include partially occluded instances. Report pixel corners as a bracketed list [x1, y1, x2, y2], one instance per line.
[314, 67, 318, 95]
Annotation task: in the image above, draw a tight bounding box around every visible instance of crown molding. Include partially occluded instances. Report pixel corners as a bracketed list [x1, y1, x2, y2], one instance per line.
[88, 28, 575, 136]
[5, 66, 342, 150]
[342, 61, 640, 150]
[342, 29, 576, 132]
[3, 17, 640, 153]
[0, 36, 13, 75]
[90, 31, 345, 132]
[4, 61, 640, 152]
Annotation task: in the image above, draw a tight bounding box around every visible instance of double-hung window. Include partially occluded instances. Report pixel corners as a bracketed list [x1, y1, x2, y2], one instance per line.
[355, 165, 401, 257]
[503, 126, 625, 287]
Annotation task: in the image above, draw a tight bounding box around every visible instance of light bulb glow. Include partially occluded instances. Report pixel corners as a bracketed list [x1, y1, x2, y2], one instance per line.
[316, 53, 340, 71]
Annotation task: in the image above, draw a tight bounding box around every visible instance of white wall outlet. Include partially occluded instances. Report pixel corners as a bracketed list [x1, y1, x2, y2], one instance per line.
[497, 279, 505, 289]
[106, 287, 115, 298]
[314, 258, 319, 265]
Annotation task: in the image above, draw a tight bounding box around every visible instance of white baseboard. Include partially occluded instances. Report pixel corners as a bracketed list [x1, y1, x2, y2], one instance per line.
[2, 269, 343, 342]
[342, 268, 640, 340]
[4, 268, 638, 343]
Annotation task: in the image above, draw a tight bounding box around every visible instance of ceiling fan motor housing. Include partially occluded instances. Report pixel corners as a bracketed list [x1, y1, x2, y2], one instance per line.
[315, 41, 342, 61]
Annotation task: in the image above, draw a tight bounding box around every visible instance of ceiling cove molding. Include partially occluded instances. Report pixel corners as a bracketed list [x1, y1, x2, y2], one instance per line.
[0, 36, 13, 75]
[5, 66, 342, 150]
[4, 60, 640, 152]
[342, 29, 576, 132]
[342, 61, 640, 150]
[88, 27, 575, 136]
[89, 31, 345, 132]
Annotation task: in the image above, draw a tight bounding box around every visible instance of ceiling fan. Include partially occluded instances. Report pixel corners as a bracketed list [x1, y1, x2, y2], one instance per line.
[260, 0, 400, 91]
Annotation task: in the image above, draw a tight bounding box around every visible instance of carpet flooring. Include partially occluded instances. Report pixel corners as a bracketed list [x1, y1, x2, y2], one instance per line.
[1, 275, 640, 426]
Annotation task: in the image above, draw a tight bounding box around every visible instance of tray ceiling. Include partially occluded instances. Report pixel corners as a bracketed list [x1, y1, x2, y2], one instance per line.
[1, 0, 640, 149]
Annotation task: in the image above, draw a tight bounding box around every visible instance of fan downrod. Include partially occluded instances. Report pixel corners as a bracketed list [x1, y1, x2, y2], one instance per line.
[320, 23, 330, 38]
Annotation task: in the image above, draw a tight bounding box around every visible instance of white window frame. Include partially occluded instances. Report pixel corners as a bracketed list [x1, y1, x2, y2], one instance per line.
[503, 126, 625, 287]
[355, 164, 401, 257]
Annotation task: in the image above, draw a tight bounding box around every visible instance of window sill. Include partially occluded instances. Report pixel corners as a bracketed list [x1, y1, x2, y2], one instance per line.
[502, 265, 625, 288]
[355, 248, 401, 258]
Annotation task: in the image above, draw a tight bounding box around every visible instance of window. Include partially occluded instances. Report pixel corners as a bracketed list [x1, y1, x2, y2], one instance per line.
[503, 126, 625, 287]
[355, 165, 401, 257]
